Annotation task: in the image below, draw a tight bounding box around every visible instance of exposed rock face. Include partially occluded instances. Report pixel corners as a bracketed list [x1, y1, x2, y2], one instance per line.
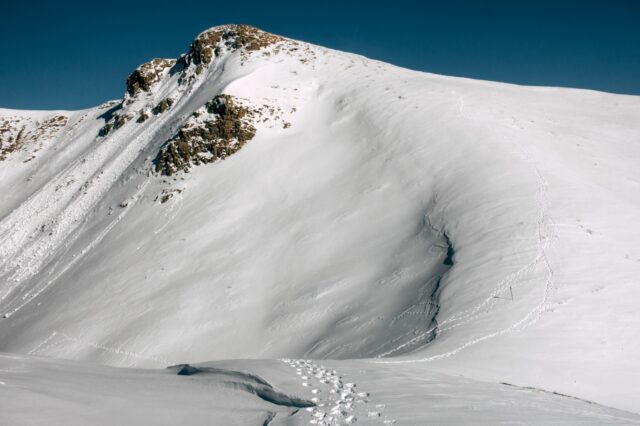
[182, 24, 285, 67]
[0, 120, 27, 161]
[153, 98, 174, 115]
[136, 111, 150, 123]
[100, 26, 300, 141]
[99, 108, 133, 137]
[98, 122, 113, 137]
[0, 115, 67, 161]
[155, 95, 256, 176]
[99, 95, 173, 138]
[156, 188, 183, 204]
[126, 58, 176, 96]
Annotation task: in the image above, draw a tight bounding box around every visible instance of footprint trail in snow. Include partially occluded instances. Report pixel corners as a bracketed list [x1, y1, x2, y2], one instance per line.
[282, 359, 395, 425]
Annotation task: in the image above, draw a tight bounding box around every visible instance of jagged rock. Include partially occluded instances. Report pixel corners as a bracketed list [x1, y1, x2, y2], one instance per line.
[155, 188, 183, 204]
[99, 112, 133, 137]
[126, 58, 176, 96]
[155, 95, 256, 176]
[0, 115, 67, 161]
[137, 111, 149, 123]
[98, 122, 113, 137]
[153, 98, 174, 115]
[114, 114, 130, 129]
[187, 29, 223, 66]
[181, 24, 285, 67]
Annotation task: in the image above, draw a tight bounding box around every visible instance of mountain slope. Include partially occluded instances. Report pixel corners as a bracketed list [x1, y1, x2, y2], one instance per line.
[1, 24, 639, 417]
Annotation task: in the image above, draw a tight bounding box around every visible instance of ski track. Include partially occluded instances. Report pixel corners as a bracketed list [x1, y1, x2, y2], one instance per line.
[375, 138, 557, 363]
[282, 358, 395, 425]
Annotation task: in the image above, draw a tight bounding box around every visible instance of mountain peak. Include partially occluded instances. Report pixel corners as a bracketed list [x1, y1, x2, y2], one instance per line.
[182, 24, 286, 68]
[122, 25, 292, 100]
[126, 58, 176, 97]
[2, 22, 640, 421]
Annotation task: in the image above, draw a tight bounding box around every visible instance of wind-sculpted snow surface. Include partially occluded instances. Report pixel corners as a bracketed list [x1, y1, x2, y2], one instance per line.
[1, 24, 640, 419]
[3, 354, 639, 425]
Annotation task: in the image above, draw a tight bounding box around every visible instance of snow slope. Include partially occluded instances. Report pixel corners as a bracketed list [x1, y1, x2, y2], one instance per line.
[2, 353, 639, 425]
[1, 24, 639, 421]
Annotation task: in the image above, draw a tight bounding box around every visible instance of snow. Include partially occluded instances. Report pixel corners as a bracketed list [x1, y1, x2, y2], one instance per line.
[1, 25, 639, 422]
[2, 353, 638, 425]
[0, 353, 300, 425]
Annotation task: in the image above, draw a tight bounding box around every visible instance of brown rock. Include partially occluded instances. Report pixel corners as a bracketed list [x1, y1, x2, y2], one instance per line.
[126, 58, 176, 96]
[155, 94, 257, 176]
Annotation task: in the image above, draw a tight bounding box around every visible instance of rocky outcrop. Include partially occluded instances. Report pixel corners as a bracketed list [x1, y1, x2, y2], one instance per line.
[181, 24, 286, 67]
[96, 26, 299, 148]
[0, 119, 27, 161]
[99, 25, 302, 140]
[137, 111, 150, 123]
[98, 108, 133, 137]
[155, 95, 256, 176]
[0, 115, 67, 161]
[98, 96, 170, 138]
[126, 58, 176, 96]
[153, 97, 174, 115]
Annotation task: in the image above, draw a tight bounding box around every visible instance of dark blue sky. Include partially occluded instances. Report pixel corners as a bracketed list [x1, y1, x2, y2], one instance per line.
[1, 0, 638, 110]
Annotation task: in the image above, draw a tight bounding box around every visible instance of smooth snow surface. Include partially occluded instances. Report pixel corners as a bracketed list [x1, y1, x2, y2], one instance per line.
[2, 353, 639, 425]
[1, 25, 639, 422]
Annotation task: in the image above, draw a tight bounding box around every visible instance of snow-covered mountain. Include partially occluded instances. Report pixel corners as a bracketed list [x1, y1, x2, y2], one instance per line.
[1, 25, 639, 424]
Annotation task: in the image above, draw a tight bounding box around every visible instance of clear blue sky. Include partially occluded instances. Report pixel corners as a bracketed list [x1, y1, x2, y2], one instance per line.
[1, 0, 638, 110]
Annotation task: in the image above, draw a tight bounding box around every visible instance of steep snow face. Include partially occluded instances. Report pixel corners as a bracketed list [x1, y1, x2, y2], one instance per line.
[0, 25, 639, 413]
[0, 108, 77, 214]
